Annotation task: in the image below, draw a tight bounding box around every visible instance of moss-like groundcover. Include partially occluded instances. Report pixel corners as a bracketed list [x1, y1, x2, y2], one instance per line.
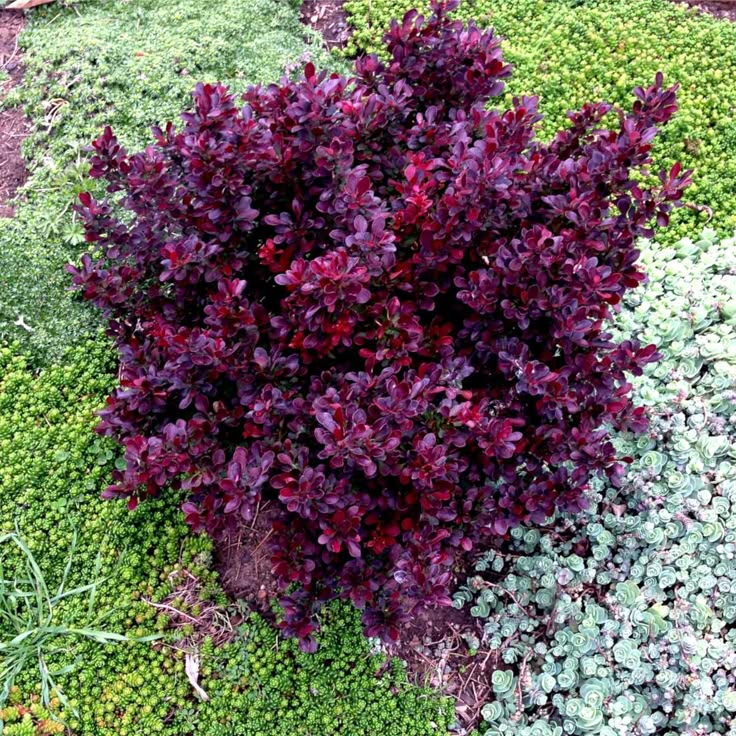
[0, 0, 340, 362]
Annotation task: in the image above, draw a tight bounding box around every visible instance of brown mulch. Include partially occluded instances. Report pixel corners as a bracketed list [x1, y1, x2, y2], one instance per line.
[0, 9, 29, 218]
[301, 0, 350, 49]
[392, 596, 495, 733]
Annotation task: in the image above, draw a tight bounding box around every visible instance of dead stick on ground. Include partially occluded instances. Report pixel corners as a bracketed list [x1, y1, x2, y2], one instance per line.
[476, 580, 535, 619]
[513, 649, 534, 722]
[142, 597, 202, 625]
[480, 646, 495, 672]
[0, 37, 19, 73]
[684, 202, 714, 223]
[223, 528, 244, 555]
[251, 527, 274, 557]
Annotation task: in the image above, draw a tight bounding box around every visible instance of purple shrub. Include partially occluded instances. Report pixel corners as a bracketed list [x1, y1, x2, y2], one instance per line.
[69, 1, 690, 649]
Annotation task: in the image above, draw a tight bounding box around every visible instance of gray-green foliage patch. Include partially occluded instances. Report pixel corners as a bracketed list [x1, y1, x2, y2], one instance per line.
[455, 228, 736, 736]
[0, 0, 339, 364]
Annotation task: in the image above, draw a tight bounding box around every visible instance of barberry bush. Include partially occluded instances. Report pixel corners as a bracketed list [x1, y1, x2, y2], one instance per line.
[69, 1, 690, 649]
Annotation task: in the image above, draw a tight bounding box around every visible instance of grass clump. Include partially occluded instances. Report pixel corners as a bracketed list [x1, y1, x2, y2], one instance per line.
[343, 0, 736, 241]
[0, 524, 153, 718]
[0, 339, 215, 733]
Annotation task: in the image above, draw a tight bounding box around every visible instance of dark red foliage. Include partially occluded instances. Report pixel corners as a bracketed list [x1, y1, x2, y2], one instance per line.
[69, 1, 690, 648]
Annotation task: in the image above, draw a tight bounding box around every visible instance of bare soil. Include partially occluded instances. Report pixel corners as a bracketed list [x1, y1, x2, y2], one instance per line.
[213, 502, 281, 621]
[392, 597, 496, 733]
[301, 0, 350, 49]
[0, 9, 29, 218]
[676, 0, 736, 20]
[215, 503, 494, 733]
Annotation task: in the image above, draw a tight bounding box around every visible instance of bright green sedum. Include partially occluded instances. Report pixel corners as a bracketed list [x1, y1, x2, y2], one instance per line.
[0, 339, 451, 735]
[343, 0, 736, 243]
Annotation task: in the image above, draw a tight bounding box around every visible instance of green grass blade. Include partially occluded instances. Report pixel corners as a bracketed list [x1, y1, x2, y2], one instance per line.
[53, 527, 78, 602]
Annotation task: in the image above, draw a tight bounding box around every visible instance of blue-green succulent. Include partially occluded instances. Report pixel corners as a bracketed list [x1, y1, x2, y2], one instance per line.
[455, 228, 736, 736]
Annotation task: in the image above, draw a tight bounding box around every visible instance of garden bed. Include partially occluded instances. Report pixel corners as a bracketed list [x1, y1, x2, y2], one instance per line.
[680, 0, 736, 20]
[0, 1, 735, 735]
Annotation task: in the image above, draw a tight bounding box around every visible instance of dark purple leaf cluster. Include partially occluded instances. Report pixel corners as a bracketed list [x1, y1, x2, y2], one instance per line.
[69, 1, 690, 650]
